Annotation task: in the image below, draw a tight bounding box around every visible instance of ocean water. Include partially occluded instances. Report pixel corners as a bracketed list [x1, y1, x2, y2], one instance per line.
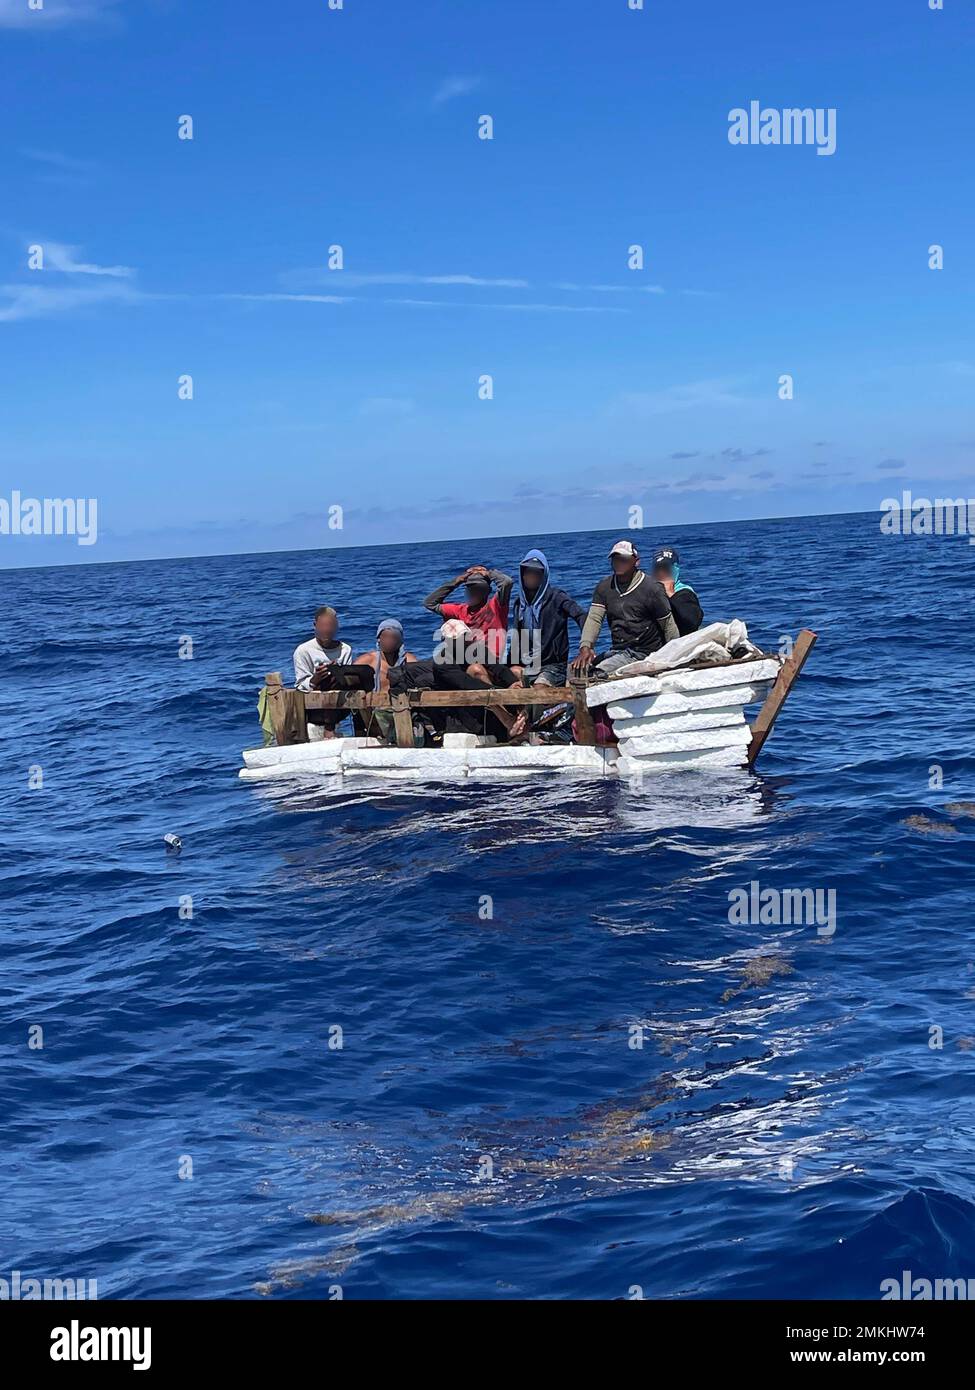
[2, 510, 974, 1301]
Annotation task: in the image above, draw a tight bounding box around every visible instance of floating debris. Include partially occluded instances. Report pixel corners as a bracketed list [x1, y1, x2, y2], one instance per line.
[946, 802, 975, 820]
[255, 1087, 673, 1295]
[722, 954, 794, 1002]
[163, 833, 182, 853]
[899, 814, 959, 837]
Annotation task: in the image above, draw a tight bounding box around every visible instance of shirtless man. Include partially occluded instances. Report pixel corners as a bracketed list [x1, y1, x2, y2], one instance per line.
[353, 618, 418, 690]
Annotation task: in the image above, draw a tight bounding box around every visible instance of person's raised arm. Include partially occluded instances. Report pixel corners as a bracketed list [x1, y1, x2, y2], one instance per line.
[488, 568, 514, 606]
[423, 569, 470, 615]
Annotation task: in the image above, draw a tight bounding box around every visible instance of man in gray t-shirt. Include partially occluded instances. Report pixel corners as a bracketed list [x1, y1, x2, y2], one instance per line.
[293, 605, 353, 737]
[293, 605, 353, 691]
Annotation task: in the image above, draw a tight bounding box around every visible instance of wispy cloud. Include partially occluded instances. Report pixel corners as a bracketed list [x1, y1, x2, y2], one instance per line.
[21, 149, 97, 185]
[289, 269, 676, 298]
[385, 297, 627, 314]
[615, 378, 748, 416]
[222, 289, 623, 314]
[720, 446, 771, 462]
[0, 280, 139, 323]
[221, 292, 350, 305]
[431, 76, 481, 107]
[553, 281, 666, 295]
[0, 0, 122, 28]
[41, 241, 134, 278]
[1, 236, 138, 322]
[669, 471, 727, 492]
[876, 457, 906, 471]
[294, 271, 531, 290]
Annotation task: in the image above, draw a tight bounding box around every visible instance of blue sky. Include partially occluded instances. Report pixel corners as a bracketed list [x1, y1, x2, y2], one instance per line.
[1, 0, 972, 567]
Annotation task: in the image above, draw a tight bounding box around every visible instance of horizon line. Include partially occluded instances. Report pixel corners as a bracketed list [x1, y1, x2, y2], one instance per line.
[0, 503, 875, 575]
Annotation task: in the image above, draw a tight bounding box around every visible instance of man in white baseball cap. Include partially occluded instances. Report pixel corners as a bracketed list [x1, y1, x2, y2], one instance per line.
[571, 538, 680, 675]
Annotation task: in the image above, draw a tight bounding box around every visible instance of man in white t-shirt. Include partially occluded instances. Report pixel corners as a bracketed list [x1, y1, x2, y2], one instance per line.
[293, 605, 353, 689]
[293, 605, 353, 738]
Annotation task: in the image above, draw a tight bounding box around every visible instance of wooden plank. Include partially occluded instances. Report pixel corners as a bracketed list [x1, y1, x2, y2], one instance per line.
[746, 630, 818, 768]
[301, 690, 388, 709]
[391, 693, 415, 748]
[302, 685, 580, 710]
[570, 677, 597, 746]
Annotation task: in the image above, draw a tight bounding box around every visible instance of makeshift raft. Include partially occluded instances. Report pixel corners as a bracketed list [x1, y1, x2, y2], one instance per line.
[239, 630, 816, 782]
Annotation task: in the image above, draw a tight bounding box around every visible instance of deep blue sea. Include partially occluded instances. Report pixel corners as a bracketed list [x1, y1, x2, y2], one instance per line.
[3, 511, 975, 1301]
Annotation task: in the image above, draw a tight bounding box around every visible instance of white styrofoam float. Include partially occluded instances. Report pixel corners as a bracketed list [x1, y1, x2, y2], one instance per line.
[585, 658, 780, 708]
[606, 683, 772, 721]
[614, 706, 750, 737]
[616, 723, 752, 758]
[239, 737, 618, 780]
[593, 655, 781, 772]
[617, 745, 748, 776]
[242, 736, 380, 769]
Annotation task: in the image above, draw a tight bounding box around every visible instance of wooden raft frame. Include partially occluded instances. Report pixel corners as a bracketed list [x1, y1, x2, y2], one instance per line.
[262, 633, 817, 764]
[263, 673, 598, 750]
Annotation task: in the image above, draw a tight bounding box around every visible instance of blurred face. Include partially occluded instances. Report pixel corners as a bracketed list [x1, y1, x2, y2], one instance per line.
[610, 552, 638, 583]
[378, 629, 402, 658]
[465, 582, 489, 609]
[653, 563, 673, 584]
[521, 565, 543, 595]
[314, 611, 338, 644]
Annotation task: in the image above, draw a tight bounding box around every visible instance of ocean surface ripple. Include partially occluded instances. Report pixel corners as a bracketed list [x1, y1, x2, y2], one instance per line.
[2, 513, 974, 1299]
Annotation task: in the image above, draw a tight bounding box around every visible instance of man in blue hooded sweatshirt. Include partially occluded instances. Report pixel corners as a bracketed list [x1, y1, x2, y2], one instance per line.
[510, 548, 586, 686]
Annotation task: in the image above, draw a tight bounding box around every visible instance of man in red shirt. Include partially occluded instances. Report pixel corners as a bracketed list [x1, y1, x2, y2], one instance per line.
[423, 564, 513, 663]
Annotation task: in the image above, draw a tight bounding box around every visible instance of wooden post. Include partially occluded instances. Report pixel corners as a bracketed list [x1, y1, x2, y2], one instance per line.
[570, 677, 597, 746]
[746, 630, 817, 768]
[264, 671, 309, 746]
[265, 672, 291, 747]
[391, 693, 415, 749]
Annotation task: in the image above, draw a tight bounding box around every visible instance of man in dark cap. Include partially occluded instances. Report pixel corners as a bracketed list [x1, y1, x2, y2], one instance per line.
[652, 545, 703, 635]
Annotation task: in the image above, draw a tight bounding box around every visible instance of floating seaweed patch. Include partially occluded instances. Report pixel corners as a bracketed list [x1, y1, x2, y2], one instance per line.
[900, 814, 959, 837]
[254, 1088, 674, 1295]
[721, 954, 794, 1003]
